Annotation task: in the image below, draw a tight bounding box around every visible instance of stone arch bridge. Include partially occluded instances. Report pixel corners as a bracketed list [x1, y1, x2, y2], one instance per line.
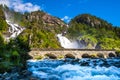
[28, 49, 116, 59]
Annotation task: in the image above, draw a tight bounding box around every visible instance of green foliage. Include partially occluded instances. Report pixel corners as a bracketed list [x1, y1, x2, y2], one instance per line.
[0, 32, 4, 45]
[0, 61, 13, 72]
[0, 5, 65, 72]
[0, 38, 30, 73]
[0, 18, 8, 32]
[100, 38, 120, 49]
[0, 5, 8, 32]
[34, 55, 43, 60]
[68, 14, 120, 50]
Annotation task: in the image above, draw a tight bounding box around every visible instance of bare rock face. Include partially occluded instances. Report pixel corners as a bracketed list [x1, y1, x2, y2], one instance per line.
[42, 14, 65, 26]
[71, 14, 112, 28]
[25, 11, 66, 27]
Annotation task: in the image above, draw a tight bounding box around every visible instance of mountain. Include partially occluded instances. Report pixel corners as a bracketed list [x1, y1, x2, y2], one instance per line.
[0, 5, 120, 72]
[1, 5, 67, 49]
[67, 14, 120, 50]
[16, 10, 67, 49]
[0, 5, 67, 72]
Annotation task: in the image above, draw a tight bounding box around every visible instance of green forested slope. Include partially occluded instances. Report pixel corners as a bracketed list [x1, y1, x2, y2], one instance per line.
[68, 14, 120, 50]
[0, 5, 66, 72]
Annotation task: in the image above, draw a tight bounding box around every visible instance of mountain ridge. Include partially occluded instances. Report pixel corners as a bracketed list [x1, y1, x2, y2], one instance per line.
[0, 5, 120, 72]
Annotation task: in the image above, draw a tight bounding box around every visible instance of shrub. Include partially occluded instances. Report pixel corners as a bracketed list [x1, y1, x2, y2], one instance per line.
[58, 55, 64, 59]
[90, 54, 97, 58]
[34, 55, 43, 60]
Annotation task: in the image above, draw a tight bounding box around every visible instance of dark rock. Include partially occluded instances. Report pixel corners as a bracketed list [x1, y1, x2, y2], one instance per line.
[11, 72, 19, 80]
[4, 77, 11, 80]
[29, 77, 39, 80]
[2, 72, 9, 78]
[70, 58, 80, 64]
[80, 61, 89, 66]
[0, 74, 2, 78]
[20, 70, 32, 76]
[100, 60, 110, 67]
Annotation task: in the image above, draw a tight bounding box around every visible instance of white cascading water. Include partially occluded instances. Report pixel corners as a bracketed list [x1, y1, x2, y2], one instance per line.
[27, 59, 120, 80]
[5, 20, 25, 41]
[57, 34, 81, 49]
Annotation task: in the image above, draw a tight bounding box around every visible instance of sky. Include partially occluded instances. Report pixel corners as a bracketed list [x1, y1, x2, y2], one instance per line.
[0, 0, 120, 26]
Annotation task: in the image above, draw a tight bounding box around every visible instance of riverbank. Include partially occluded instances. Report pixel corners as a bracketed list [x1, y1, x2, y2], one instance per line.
[0, 68, 38, 80]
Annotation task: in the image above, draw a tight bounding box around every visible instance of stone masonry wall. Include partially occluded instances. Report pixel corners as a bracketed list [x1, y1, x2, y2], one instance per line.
[28, 49, 116, 59]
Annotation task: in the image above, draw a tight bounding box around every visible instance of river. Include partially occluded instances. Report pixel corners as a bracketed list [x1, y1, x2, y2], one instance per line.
[27, 58, 120, 80]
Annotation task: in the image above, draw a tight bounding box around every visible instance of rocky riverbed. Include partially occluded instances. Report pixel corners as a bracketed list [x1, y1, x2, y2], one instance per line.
[0, 69, 38, 80]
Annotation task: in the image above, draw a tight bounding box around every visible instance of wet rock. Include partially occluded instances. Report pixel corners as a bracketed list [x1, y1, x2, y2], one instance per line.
[4, 77, 11, 80]
[80, 61, 89, 66]
[0, 69, 34, 80]
[0, 74, 2, 78]
[70, 58, 80, 64]
[29, 77, 39, 80]
[2, 72, 9, 79]
[19, 70, 32, 78]
[100, 59, 110, 67]
[11, 72, 19, 80]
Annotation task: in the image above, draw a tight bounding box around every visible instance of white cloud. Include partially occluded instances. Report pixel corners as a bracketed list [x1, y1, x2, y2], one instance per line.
[0, 0, 10, 6]
[61, 16, 71, 23]
[0, 0, 41, 13]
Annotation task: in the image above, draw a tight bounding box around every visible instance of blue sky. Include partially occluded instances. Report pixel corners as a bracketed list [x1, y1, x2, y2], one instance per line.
[0, 0, 120, 26]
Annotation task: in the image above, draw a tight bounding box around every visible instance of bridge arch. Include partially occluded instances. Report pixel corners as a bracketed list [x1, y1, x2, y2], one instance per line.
[65, 53, 75, 59]
[97, 53, 104, 58]
[108, 52, 116, 57]
[82, 53, 90, 58]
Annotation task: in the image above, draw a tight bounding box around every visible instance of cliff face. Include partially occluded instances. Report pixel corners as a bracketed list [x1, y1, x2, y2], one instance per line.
[26, 11, 65, 26]
[20, 11, 67, 34]
[71, 14, 112, 28]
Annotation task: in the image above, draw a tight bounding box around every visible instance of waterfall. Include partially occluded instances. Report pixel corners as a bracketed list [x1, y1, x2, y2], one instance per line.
[5, 20, 25, 41]
[57, 34, 81, 49]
